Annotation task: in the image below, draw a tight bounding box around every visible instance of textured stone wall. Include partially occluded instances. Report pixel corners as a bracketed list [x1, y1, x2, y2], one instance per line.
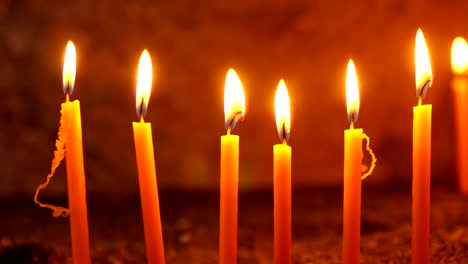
[0, 0, 467, 194]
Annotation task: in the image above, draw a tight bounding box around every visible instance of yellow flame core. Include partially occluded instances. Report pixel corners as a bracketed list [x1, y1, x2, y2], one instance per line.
[224, 68, 246, 127]
[275, 79, 291, 141]
[451, 37, 468, 75]
[62, 41, 76, 95]
[415, 29, 432, 97]
[135, 49, 153, 117]
[346, 59, 359, 123]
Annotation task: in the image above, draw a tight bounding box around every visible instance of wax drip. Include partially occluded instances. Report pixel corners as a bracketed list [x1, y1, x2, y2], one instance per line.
[33, 104, 70, 218]
[361, 133, 377, 181]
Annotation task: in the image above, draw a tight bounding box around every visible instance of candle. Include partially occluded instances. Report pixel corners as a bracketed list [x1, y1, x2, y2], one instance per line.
[273, 79, 292, 264]
[34, 41, 91, 264]
[220, 68, 245, 264]
[412, 28, 433, 264]
[133, 50, 165, 264]
[342, 59, 363, 264]
[451, 37, 468, 195]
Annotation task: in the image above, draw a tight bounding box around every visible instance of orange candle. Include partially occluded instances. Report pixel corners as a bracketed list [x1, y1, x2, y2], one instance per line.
[61, 41, 91, 264]
[451, 37, 468, 195]
[133, 50, 165, 264]
[220, 69, 245, 264]
[342, 59, 363, 264]
[273, 79, 292, 264]
[412, 28, 432, 264]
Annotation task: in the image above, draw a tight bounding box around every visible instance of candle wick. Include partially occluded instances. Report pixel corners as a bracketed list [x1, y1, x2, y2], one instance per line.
[65, 93, 70, 102]
[418, 96, 422, 106]
[350, 122, 355, 130]
[140, 115, 144, 123]
[282, 138, 287, 145]
[227, 127, 231, 135]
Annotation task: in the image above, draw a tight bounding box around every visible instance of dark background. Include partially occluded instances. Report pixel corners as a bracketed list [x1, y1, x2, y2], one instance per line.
[0, 0, 467, 195]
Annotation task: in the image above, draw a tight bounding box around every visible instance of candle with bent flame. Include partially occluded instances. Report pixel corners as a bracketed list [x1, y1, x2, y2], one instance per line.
[220, 69, 245, 264]
[273, 80, 292, 264]
[342, 59, 363, 264]
[412, 28, 432, 264]
[62, 41, 91, 264]
[451, 37, 468, 195]
[132, 50, 165, 264]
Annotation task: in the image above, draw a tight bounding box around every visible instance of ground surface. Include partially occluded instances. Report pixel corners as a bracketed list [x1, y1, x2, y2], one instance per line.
[0, 186, 467, 263]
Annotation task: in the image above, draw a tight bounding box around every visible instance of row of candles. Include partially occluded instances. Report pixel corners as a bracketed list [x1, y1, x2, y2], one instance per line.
[34, 27, 468, 264]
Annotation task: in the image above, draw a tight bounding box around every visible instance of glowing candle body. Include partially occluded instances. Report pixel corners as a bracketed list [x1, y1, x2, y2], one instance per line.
[273, 143, 291, 264]
[343, 126, 362, 264]
[220, 69, 245, 264]
[62, 99, 91, 264]
[220, 133, 239, 264]
[412, 28, 432, 264]
[133, 120, 165, 264]
[451, 37, 468, 194]
[452, 77, 468, 194]
[412, 103, 431, 264]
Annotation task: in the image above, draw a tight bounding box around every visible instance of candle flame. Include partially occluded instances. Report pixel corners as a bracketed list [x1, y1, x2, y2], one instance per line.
[451, 37, 468, 75]
[62, 41, 76, 95]
[346, 59, 359, 125]
[275, 79, 291, 142]
[224, 68, 245, 131]
[415, 28, 432, 100]
[135, 49, 153, 118]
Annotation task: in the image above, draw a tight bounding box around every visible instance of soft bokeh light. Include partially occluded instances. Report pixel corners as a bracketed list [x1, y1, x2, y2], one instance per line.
[274, 79, 291, 142]
[224, 68, 246, 130]
[135, 49, 153, 118]
[451, 37, 468, 75]
[346, 59, 359, 124]
[415, 28, 432, 98]
[62, 41, 76, 95]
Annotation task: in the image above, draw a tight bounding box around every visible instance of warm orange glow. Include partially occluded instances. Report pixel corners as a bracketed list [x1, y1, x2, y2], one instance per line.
[275, 79, 291, 142]
[415, 29, 432, 98]
[346, 59, 359, 124]
[451, 37, 468, 75]
[224, 68, 246, 130]
[62, 41, 76, 95]
[135, 49, 153, 118]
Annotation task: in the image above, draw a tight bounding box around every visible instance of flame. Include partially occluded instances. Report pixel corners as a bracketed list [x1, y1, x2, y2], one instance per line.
[62, 41, 76, 95]
[224, 68, 245, 131]
[415, 28, 432, 99]
[275, 79, 291, 142]
[135, 49, 153, 118]
[451, 37, 468, 75]
[346, 59, 359, 124]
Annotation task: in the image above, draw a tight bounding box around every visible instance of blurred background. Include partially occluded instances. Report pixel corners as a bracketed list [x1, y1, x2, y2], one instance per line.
[0, 0, 467, 195]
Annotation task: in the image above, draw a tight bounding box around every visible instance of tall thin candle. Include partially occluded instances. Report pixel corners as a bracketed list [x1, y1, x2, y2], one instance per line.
[220, 69, 246, 264]
[412, 28, 432, 264]
[133, 50, 166, 264]
[273, 79, 292, 264]
[451, 37, 468, 195]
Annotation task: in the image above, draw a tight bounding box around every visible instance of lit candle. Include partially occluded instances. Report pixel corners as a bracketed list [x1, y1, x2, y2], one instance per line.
[343, 59, 363, 264]
[451, 37, 468, 195]
[220, 68, 245, 264]
[133, 50, 165, 264]
[273, 79, 292, 264]
[412, 28, 433, 264]
[34, 41, 91, 264]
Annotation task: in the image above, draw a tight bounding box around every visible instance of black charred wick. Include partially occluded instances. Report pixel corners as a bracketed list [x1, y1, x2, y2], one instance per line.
[347, 110, 359, 125]
[137, 97, 146, 119]
[225, 111, 244, 132]
[278, 122, 290, 143]
[417, 78, 432, 99]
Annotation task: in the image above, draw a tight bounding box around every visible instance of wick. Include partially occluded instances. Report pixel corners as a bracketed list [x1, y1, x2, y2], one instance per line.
[282, 138, 287, 145]
[140, 115, 144, 123]
[350, 122, 355, 130]
[65, 93, 70, 102]
[418, 96, 422, 106]
[227, 127, 231, 135]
